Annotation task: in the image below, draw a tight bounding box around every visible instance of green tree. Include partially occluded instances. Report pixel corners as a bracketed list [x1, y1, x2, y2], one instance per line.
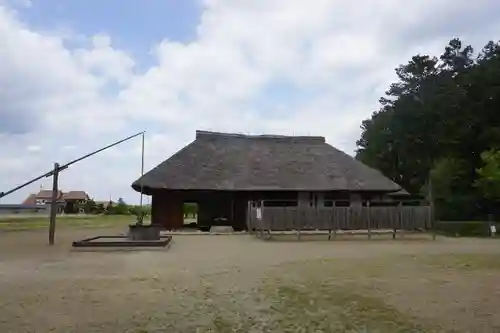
[112, 197, 130, 215]
[84, 199, 96, 214]
[356, 38, 500, 220]
[475, 149, 500, 201]
[183, 203, 198, 218]
[129, 205, 150, 224]
[95, 203, 105, 214]
[427, 157, 478, 220]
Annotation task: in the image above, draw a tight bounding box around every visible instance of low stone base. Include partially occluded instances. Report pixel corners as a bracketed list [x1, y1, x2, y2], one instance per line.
[209, 226, 234, 234]
[72, 235, 171, 248]
[128, 225, 161, 240]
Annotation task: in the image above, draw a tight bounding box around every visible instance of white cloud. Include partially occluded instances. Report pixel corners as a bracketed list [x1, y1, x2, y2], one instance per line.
[26, 145, 41, 152]
[73, 34, 136, 85]
[1, 0, 500, 203]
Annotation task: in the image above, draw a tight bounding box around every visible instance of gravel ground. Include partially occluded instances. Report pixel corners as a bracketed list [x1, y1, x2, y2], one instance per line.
[0, 228, 499, 332]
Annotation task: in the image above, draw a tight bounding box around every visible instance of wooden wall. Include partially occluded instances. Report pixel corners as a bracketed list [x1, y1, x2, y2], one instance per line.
[249, 206, 432, 231]
[150, 190, 406, 231]
[151, 192, 183, 229]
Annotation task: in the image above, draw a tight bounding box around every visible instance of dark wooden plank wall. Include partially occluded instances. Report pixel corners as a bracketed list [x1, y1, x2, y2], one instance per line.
[151, 193, 183, 229]
[249, 206, 431, 231]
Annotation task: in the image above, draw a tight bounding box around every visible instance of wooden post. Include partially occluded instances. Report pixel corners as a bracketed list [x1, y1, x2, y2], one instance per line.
[488, 214, 495, 237]
[297, 208, 302, 241]
[246, 201, 251, 233]
[230, 196, 234, 229]
[367, 200, 372, 240]
[428, 175, 436, 240]
[137, 132, 145, 225]
[394, 202, 402, 240]
[48, 163, 60, 245]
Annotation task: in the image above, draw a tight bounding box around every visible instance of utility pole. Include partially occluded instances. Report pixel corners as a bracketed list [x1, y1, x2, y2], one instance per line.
[0, 131, 145, 245]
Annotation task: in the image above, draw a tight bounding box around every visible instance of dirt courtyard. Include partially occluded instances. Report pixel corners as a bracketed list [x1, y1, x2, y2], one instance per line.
[0, 228, 499, 333]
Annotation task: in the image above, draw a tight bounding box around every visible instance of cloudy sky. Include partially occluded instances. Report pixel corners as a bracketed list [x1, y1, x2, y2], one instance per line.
[1, 0, 499, 204]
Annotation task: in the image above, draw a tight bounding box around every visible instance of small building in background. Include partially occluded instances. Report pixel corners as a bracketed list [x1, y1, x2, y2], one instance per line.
[20, 189, 91, 214]
[22, 190, 66, 213]
[62, 191, 90, 213]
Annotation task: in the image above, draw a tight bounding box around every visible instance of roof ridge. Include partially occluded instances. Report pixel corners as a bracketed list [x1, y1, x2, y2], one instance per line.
[195, 130, 325, 143]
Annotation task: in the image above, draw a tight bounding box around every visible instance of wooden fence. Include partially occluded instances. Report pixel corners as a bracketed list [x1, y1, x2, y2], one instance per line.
[248, 206, 432, 232]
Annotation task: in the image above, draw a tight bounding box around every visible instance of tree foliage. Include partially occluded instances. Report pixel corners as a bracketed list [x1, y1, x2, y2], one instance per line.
[475, 149, 500, 201]
[84, 199, 96, 214]
[183, 203, 198, 217]
[107, 197, 130, 215]
[356, 38, 500, 220]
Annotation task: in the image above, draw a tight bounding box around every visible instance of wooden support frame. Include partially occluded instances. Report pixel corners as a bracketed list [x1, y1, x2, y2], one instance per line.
[72, 235, 172, 248]
[1, 131, 146, 245]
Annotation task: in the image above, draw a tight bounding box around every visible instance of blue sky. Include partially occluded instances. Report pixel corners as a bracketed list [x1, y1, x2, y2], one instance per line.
[16, 0, 201, 53]
[1, 0, 500, 204]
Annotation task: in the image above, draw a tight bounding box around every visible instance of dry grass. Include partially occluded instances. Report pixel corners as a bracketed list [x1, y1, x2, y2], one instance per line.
[0, 227, 499, 332]
[0, 215, 134, 231]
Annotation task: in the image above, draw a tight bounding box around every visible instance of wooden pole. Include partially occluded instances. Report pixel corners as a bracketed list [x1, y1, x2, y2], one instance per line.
[297, 207, 303, 240]
[48, 163, 60, 245]
[246, 201, 251, 233]
[367, 200, 372, 240]
[428, 174, 436, 240]
[230, 196, 234, 229]
[138, 132, 145, 224]
[394, 202, 401, 239]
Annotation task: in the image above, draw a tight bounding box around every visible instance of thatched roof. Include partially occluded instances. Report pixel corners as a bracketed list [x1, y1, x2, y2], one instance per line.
[132, 130, 402, 194]
[388, 189, 425, 199]
[388, 189, 410, 197]
[63, 191, 90, 200]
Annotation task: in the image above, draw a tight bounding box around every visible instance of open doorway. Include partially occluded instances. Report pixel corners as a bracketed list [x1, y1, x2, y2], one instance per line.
[183, 202, 198, 229]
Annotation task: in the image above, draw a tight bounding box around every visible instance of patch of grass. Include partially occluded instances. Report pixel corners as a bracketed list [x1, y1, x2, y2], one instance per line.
[262, 280, 430, 333]
[420, 254, 500, 271]
[275, 258, 394, 281]
[211, 315, 234, 333]
[0, 215, 135, 231]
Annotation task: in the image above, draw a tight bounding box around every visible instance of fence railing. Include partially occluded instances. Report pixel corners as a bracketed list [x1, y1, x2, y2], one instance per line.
[248, 206, 431, 231]
[436, 220, 498, 237]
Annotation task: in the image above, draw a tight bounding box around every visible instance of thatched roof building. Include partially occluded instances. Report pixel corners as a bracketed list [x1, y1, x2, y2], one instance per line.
[131, 130, 402, 230]
[133, 130, 400, 193]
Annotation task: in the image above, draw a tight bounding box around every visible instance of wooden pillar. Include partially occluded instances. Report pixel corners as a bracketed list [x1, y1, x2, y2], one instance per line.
[246, 201, 251, 232]
[48, 163, 60, 245]
[428, 176, 436, 240]
[165, 197, 183, 230]
[367, 200, 371, 240]
[394, 202, 401, 239]
[151, 194, 164, 227]
[151, 192, 183, 229]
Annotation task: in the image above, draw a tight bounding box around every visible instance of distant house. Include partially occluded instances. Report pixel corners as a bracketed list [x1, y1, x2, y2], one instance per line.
[23, 190, 65, 213]
[22, 194, 36, 205]
[22, 189, 91, 214]
[63, 191, 90, 213]
[23, 190, 64, 206]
